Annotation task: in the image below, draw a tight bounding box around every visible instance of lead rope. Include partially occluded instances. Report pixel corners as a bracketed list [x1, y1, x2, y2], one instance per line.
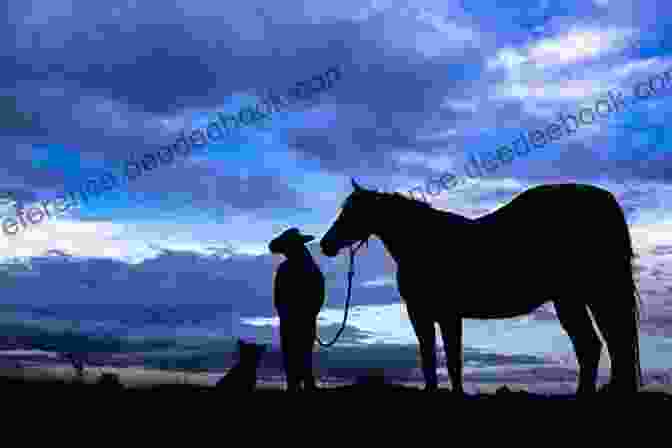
[316, 239, 368, 348]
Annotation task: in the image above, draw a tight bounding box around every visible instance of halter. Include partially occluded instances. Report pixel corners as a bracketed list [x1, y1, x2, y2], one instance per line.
[316, 237, 369, 348]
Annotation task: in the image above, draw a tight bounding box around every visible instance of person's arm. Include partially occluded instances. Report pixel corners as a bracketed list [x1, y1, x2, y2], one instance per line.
[273, 262, 287, 310]
[308, 262, 326, 312]
[318, 270, 326, 308]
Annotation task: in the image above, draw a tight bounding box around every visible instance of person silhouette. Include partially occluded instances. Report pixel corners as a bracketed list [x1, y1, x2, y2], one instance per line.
[269, 227, 325, 392]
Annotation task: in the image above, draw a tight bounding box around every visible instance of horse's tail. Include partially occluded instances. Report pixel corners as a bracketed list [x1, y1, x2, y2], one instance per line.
[633, 285, 643, 387]
[614, 195, 643, 388]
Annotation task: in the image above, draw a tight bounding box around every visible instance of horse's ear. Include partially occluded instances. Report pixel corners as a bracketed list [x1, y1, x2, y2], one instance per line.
[351, 178, 363, 191]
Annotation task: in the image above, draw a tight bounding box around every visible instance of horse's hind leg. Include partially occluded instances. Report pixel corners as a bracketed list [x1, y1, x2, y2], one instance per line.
[438, 316, 463, 394]
[553, 300, 603, 394]
[589, 294, 640, 393]
[407, 305, 438, 391]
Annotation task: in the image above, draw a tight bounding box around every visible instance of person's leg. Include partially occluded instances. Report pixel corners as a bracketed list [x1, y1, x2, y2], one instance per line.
[302, 317, 318, 391]
[279, 314, 300, 392]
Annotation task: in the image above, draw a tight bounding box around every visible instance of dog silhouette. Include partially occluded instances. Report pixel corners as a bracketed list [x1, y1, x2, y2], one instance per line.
[216, 339, 267, 392]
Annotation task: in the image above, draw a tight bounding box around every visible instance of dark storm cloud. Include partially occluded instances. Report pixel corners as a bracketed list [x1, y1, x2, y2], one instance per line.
[3, 0, 672, 224]
[281, 40, 486, 175]
[113, 162, 310, 219]
[2, 1, 355, 195]
[0, 95, 44, 137]
[2, 1, 490, 189]
[4, 2, 353, 116]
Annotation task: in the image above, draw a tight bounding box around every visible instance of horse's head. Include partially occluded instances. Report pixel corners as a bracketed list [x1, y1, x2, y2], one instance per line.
[320, 179, 376, 257]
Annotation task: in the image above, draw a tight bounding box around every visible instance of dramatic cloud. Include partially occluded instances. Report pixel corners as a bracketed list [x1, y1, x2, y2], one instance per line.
[1, 0, 670, 382]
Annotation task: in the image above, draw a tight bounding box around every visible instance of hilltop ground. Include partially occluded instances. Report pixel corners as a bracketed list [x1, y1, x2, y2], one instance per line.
[2, 364, 670, 401]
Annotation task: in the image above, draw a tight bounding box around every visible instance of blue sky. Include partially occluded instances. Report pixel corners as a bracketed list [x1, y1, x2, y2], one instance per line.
[1, 0, 672, 380]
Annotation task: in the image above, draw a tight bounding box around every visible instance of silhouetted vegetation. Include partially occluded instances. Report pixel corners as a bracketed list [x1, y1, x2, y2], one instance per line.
[1, 374, 670, 401]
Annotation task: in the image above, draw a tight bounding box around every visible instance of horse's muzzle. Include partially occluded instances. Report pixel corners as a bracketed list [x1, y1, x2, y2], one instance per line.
[320, 242, 339, 257]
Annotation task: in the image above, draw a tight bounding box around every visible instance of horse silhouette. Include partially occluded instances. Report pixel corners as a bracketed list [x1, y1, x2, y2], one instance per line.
[320, 179, 642, 394]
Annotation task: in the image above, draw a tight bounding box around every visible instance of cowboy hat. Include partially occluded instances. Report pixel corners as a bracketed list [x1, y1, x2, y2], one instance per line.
[268, 227, 315, 253]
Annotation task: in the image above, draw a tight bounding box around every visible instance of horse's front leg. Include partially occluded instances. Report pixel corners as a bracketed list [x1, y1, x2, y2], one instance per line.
[440, 316, 463, 395]
[407, 306, 438, 391]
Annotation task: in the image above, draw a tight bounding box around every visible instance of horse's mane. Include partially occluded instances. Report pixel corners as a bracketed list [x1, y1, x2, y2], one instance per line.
[341, 188, 434, 211]
[376, 190, 434, 210]
[373, 189, 471, 225]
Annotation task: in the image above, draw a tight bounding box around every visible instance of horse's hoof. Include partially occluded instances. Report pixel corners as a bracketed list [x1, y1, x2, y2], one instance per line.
[496, 386, 512, 394]
[576, 386, 598, 396]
